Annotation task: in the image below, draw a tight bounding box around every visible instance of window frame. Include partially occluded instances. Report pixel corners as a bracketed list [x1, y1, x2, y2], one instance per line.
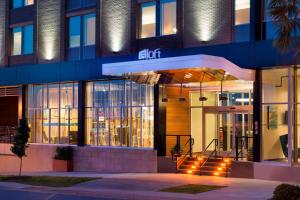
[67, 12, 96, 60]
[11, 24, 34, 56]
[138, 0, 177, 39]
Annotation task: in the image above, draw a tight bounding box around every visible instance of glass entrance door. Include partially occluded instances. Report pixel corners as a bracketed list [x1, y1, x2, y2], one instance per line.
[203, 106, 253, 155]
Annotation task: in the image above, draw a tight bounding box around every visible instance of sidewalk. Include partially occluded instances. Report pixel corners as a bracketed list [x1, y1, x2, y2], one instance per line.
[0, 173, 293, 200]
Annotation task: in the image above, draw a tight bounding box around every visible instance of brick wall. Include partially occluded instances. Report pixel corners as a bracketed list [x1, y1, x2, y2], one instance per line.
[101, 0, 132, 56]
[37, 0, 63, 63]
[183, 0, 233, 47]
[0, 0, 7, 67]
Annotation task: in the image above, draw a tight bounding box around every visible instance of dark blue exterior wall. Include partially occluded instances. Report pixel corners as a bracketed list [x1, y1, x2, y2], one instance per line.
[0, 39, 296, 86]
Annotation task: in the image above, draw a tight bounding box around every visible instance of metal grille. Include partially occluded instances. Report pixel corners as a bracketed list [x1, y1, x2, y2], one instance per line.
[0, 87, 19, 97]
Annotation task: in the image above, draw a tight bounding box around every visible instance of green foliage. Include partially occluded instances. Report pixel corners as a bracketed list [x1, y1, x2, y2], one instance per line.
[0, 176, 99, 187]
[54, 146, 73, 161]
[11, 118, 30, 158]
[271, 184, 300, 200]
[160, 184, 226, 194]
[170, 143, 183, 155]
[269, 0, 300, 60]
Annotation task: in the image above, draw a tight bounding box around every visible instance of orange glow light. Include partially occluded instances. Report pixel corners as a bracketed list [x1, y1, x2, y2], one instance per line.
[221, 163, 225, 167]
[187, 170, 193, 174]
[214, 172, 219, 176]
[218, 168, 222, 171]
[192, 166, 196, 169]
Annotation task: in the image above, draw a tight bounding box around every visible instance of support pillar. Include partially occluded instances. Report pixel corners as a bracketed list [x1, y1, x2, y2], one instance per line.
[154, 84, 167, 156]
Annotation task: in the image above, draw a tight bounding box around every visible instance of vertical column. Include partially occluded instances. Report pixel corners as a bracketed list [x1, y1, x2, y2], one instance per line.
[78, 81, 86, 146]
[154, 85, 167, 156]
[250, 0, 262, 41]
[253, 69, 261, 162]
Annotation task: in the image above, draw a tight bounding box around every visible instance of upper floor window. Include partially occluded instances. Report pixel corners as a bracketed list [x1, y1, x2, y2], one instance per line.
[140, 0, 177, 39]
[235, 0, 250, 25]
[12, 24, 33, 56]
[13, 0, 34, 9]
[67, 0, 97, 10]
[68, 13, 96, 60]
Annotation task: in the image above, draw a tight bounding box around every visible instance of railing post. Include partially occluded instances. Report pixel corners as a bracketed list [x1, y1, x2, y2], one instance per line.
[177, 135, 180, 154]
[189, 137, 192, 157]
[235, 136, 239, 161]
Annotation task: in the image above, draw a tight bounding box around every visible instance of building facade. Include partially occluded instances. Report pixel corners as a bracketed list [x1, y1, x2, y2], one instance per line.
[0, 0, 299, 181]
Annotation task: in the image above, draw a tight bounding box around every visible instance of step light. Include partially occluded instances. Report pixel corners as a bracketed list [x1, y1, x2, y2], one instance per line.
[214, 172, 219, 176]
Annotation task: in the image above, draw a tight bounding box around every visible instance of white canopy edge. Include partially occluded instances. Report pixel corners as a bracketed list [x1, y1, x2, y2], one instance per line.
[102, 54, 255, 81]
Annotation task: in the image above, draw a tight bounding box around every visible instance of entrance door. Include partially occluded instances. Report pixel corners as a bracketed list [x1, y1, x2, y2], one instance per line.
[202, 106, 253, 156]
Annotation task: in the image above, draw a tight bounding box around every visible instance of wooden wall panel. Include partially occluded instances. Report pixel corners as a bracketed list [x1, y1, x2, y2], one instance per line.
[165, 87, 190, 155]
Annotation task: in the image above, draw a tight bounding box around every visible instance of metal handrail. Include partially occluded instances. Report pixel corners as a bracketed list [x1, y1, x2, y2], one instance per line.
[235, 136, 254, 161]
[199, 139, 219, 169]
[176, 137, 194, 172]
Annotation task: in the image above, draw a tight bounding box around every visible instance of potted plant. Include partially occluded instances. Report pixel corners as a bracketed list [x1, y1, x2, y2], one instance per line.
[170, 143, 183, 160]
[247, 147, 254, 161]
[53, 146, 73, 172]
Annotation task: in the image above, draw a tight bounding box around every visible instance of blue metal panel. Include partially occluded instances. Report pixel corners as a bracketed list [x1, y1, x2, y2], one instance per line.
[0, 40, 297, 86]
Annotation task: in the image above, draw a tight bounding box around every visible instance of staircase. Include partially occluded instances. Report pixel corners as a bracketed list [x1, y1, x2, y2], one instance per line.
[177, 156, 232, 177]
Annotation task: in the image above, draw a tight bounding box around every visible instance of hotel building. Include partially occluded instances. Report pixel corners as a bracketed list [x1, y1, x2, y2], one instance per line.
[0, 0, 299, 181]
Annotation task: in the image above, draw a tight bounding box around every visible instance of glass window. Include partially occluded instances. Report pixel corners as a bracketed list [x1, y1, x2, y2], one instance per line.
[28, 83, 78, 145]
[67, 0, 96, 10]
[24, 25, 33, 54]
[69, 16, 81, 48]
[261, 68, 289, 163]
[85, 80, 154, 148]
[13, 0, 34, 8]
[68, 13, 96, 60]
[141, 2, 156, 38]
[235, 0, 250, 25]
[83, 13, 96, 46]
[12, 27, 22, 56]
[161, 0, 177, 35]
[12, 25, 33, 56]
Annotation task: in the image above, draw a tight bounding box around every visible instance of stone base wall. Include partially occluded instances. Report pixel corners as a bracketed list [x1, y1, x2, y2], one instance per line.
[0, 144, 157, 173]
[230, 161, 254, 179]
[254, 162, 300, 182]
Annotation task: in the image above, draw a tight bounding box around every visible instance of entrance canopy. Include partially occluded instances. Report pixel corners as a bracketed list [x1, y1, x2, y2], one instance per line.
[102, 54, 255, 83]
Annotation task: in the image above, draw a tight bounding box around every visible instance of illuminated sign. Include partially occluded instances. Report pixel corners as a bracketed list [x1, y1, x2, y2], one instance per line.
[138, 48, 161, 60]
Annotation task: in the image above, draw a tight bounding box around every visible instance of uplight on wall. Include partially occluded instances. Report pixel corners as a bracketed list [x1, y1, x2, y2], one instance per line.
[38, 0, 61, 62]
[104, 0, 130, 53]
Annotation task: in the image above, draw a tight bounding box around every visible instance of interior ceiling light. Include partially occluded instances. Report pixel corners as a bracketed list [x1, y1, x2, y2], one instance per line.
[199, 72, 208, 102]
[161, 85, 168, 102]
[219, 79, 228, 101]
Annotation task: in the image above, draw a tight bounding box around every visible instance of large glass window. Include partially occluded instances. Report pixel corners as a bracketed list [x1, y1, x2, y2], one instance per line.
[234, 0, 250, 42]
[28, 83, 78, 144]
[140, 0, 177, 39]
[13, 0, 34, 9]
[262, 68, 289, 162]
[67, 0, 96, 10]
[68, 13, 96, 60]
[12, 25, 33, 56]
[85, 80, 154, 148]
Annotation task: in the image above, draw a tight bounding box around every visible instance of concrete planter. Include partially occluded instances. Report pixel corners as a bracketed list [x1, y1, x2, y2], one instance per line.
[53, 159, 73, 172]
